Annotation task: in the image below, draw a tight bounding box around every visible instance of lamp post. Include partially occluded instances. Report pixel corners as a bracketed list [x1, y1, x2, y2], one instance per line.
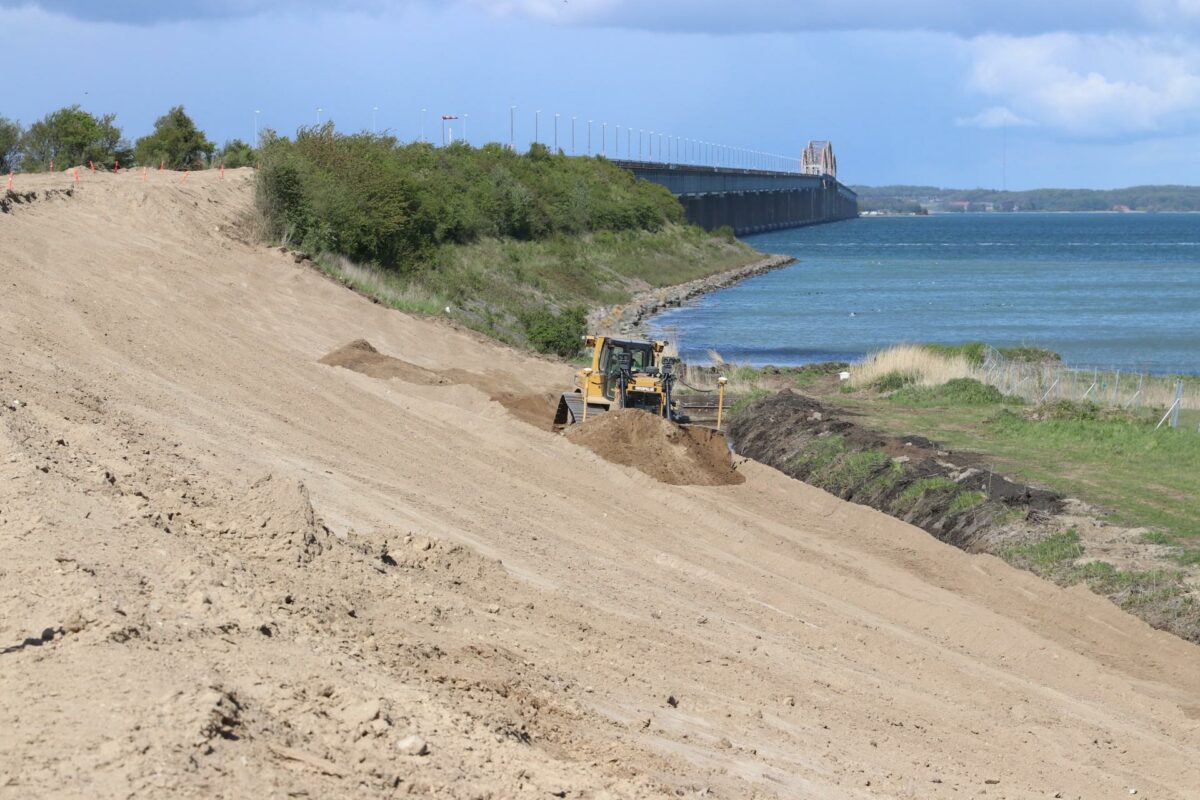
[534, 110, 541, 145]
[648, 131, 654, 161]
[509, 105, 516, 150]
[627, 126, 631, 159]
[372, 106, 378, 134]
[587, 120, 592, 155]
[420, 108, 427, 142]
[601, 122, 606, 156]
[554, 113, 559, 153]
[639, 130, 643, 161]
[254, 110, 260, 144]
[571, 116, 577, 155]
[615, 124, 620, 158]
[316, 107, 323, 125]
[463, 113, 468, 145]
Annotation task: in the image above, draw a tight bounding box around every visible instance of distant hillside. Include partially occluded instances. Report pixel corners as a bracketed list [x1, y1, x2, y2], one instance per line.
[851, 184, 1200, 213]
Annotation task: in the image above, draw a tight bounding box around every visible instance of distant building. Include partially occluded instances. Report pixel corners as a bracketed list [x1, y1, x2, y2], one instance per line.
[801, 140, 837, 178]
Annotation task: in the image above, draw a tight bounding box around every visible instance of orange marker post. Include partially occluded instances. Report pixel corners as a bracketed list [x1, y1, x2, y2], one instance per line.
[6, 172, 12, 190]
[114, 160, 120, 173]
[220, 161, 225, 180]
[74, 169, 79, 186]
[142, 166, 148, 183]
[49, 159, 54, 173]
[181, 170, 189, 183]
[159, 160, 164, 171]
[89, 161, 95, 173]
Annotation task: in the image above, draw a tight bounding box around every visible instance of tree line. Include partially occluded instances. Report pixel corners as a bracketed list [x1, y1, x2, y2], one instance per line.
[0, 106, 255, 173]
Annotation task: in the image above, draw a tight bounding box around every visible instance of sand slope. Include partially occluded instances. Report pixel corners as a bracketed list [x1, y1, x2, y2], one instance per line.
[1, 170, 1198, 799]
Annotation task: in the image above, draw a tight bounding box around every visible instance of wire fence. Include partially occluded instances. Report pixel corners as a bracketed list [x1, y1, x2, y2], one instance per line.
[977, 348, 1200, 431]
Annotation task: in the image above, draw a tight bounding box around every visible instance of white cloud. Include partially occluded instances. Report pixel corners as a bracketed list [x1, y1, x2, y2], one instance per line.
[955, 107, 1035, 129]
[966, 33, 1200, 136]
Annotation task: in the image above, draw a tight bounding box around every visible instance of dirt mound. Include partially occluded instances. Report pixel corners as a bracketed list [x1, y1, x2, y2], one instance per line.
[226, 474, 331, 565]
[319, 339, 449, 385]
[565, 409, 744, 486]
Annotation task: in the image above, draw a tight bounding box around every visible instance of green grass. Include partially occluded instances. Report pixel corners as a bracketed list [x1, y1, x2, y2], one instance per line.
[1003, 530, 1198, 638]
[889, 378, 1023, 407]
[947, 490, 987, 514]
[920, 341, 1060, 366]
[726, 388, 772, 421]
[900, 476, 958, 502]
[783, 434, 846, 474]
[827, 387, 1200, 548]
[872, 370, 918, 392]
[310, 225, 756, 352]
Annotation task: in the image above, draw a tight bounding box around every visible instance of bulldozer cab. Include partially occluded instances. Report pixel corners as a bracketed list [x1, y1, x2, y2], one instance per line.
[598, 339, 656, 399]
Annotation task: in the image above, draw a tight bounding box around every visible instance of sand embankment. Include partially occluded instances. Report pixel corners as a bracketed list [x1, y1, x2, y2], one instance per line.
[1, 170, 1198, 798]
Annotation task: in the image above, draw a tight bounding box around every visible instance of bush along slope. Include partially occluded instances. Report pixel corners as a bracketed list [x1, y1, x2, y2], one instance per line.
[255, 126, 757, 354]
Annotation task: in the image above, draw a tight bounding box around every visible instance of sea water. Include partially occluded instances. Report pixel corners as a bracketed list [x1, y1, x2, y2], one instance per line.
[649, 213, 1200, 374]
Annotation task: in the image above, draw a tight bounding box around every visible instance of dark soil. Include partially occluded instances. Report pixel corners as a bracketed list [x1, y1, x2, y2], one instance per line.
[728, 390, 1062, 550]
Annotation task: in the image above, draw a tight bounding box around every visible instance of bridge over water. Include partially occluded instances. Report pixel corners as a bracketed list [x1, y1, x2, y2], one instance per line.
[612, 160, 858, 235]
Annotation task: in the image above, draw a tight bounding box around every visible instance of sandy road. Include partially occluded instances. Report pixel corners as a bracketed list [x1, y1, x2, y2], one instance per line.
[1, 169, 1198, 798]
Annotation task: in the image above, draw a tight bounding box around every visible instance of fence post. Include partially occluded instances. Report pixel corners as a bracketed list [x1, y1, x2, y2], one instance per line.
[1170, 380, 1183, 429]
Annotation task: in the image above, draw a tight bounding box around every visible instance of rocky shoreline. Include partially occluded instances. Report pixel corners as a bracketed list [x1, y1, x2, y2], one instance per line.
[587, 253, 795, 338]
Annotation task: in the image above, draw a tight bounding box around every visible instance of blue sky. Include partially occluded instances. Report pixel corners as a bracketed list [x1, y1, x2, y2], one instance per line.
[2, 0, 1199, 188]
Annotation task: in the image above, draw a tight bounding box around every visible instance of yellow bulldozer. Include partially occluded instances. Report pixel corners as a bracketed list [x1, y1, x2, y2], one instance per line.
[553, 335, 686, 428]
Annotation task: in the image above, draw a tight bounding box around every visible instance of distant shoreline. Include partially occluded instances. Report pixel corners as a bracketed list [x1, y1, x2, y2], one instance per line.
[588, 252, 795, 338]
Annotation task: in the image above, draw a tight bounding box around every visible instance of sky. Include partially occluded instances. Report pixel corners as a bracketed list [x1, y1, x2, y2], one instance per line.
[1, 0, 1199, 189]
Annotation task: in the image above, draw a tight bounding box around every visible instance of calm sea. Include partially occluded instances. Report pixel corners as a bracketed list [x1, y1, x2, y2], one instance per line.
[649, 213, 1200, 374]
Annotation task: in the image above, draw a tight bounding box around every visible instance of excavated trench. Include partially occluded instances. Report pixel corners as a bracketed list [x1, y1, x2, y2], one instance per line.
[728, 391, 1063, 551]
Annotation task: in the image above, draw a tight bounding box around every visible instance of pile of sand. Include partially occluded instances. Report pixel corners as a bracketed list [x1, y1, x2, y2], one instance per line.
[318, 339, 450, 385]
[565, 409, 744, 486]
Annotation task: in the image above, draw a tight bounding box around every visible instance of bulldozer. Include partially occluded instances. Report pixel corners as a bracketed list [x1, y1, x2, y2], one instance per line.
[553, 335, 686, 428]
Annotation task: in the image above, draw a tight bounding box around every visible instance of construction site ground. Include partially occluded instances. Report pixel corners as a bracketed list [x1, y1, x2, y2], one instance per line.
[1, 170, 1198, 799]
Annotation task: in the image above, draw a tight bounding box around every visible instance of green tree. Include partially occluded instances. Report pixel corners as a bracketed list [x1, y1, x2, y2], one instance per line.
[0, 116, 21, 172]
[219, 139, 256, 168]
[19, 106, 129, 170]
[134, 106, 214, 170]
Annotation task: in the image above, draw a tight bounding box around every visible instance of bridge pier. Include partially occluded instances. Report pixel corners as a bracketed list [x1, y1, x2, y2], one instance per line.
[612, 160, 858, 236]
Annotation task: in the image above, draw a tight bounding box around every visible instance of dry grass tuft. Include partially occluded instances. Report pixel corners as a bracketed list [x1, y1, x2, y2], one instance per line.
[849, 344, 973, 390]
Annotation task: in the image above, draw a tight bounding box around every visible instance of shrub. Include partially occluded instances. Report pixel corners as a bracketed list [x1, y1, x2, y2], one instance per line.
[220, 139, 256, 169]
[134, 106, 214, 169]
[0, 116, 21, 172]
[255, 128, 683, 272]
[522, 306, 586, 357]
[19, 105, 130, 170]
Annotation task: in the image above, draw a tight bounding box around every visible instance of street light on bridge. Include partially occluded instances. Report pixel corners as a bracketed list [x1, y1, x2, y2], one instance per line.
[601, 122, 607, 156]
[509, 106, 516, 150]
[554, 113, 559, 153]
[571, 116, 577, 155]
[534, 110, 541, 145]
[587, 120, 593, 155]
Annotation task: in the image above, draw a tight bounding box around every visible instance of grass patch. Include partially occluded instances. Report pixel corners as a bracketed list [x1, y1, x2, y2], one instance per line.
[872, 370, 918, 392]
[947, 490, 987, 514]
[726, 388, 771, 421]
[890, 378, 1023, 407]
[783, 434, 846, 475]
[900, 476, 958, 502]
